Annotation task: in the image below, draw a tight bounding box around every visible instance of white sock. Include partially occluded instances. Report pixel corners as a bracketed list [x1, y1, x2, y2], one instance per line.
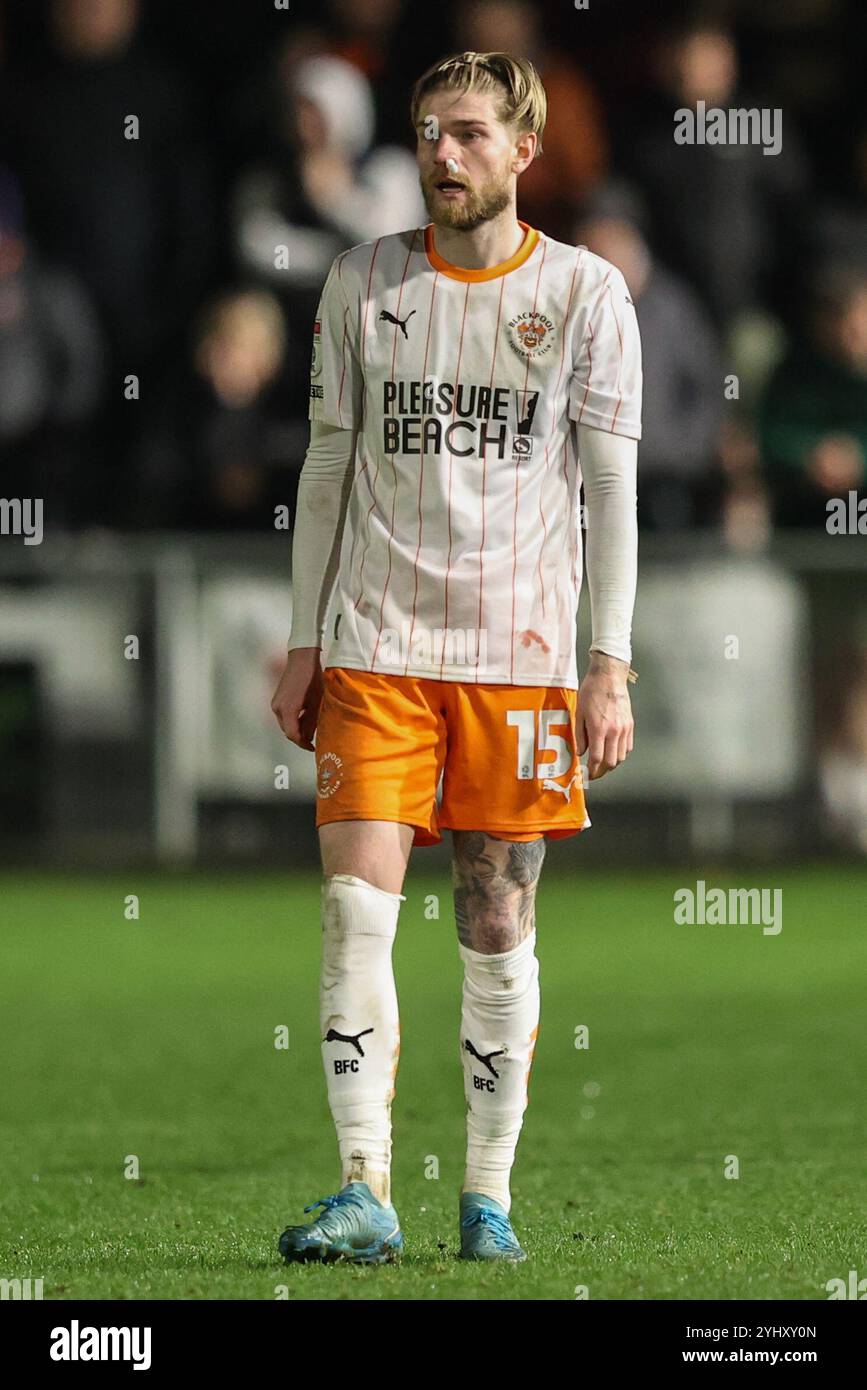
[459, 931, 540, 1213]
[319, 873, 403, 1207]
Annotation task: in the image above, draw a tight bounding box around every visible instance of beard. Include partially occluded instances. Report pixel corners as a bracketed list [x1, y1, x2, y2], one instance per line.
[420, 165, 513, 232]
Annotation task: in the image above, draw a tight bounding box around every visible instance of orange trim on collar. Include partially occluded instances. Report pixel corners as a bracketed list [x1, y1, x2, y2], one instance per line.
[424, 220, 540, 282]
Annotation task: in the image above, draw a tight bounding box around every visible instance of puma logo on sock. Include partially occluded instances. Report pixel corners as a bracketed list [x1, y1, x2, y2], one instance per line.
[464, 1038, 507, 1078]
[323, 1027, 374, 1057]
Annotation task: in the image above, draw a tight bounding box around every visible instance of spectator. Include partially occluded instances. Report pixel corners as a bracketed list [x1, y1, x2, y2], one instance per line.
[234, 53, 424, 294]
[4, 0, 216, 370]
[576, 184, 723, 531]
[620, 18, 810, 332]
[133, 289, 293, 531]
[759, 265, 867, 528]
[233, 51, 424, 419]
[0, 168, 104, 523]
[812, 123, 867, 272]
[325, 0, 429, 148]
[455, 0, 608, 241]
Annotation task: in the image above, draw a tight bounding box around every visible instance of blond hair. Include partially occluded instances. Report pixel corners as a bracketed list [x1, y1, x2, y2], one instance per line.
[411, 51, 546, 155]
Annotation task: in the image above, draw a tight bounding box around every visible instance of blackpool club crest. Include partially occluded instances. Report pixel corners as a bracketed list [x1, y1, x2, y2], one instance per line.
[316, 751, 343, 798]
[507, 309, 555, 361]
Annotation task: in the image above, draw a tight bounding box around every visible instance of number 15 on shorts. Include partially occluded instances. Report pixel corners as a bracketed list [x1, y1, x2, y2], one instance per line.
[507, 708, 575, 781]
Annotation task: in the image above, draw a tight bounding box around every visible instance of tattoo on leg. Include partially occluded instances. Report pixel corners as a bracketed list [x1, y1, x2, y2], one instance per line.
[452, 831, 546, 953]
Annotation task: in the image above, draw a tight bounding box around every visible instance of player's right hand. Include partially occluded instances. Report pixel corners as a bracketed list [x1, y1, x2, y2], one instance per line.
[270, 648, 324, 751]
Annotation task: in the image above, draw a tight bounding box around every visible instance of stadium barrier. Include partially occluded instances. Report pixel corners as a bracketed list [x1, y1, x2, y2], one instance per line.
[0, 531, 863, 865]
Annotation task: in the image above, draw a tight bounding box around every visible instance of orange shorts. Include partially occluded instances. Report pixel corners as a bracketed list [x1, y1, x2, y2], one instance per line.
[314, 667, 590, 847]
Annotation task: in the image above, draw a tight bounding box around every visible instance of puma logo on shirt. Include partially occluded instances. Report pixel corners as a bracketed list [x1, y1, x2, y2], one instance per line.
[379, 309, 416, 339]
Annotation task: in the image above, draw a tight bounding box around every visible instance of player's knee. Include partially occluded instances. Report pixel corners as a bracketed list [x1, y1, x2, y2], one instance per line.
[320, 876, 405, 945]
[320, 843, 407, 896]
[320, 824, 410, 895]
[322, 872, 406, 905]
[454, 882, 540, 949]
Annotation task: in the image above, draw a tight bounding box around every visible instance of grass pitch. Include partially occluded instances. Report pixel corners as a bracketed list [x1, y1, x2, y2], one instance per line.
[1, 864, 864, 1300]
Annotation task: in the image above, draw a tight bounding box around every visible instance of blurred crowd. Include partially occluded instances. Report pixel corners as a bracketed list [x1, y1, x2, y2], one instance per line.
[0, 0, 864, 851]
[0, 0, 865, 540]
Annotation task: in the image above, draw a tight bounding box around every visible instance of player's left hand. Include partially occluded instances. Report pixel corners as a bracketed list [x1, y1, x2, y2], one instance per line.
[577, 652, 634, 780]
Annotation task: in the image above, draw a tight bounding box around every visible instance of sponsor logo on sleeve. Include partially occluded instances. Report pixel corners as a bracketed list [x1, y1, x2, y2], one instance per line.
[310, 319, 322, 379]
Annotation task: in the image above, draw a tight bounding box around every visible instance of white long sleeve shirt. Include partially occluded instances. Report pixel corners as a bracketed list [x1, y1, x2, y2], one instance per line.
[289, 226, 640, 682]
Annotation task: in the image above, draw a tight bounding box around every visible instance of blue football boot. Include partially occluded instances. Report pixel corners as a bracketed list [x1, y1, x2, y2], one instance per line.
[278, 1181, 403, 1264]
[459, 1192, 527, 1262]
